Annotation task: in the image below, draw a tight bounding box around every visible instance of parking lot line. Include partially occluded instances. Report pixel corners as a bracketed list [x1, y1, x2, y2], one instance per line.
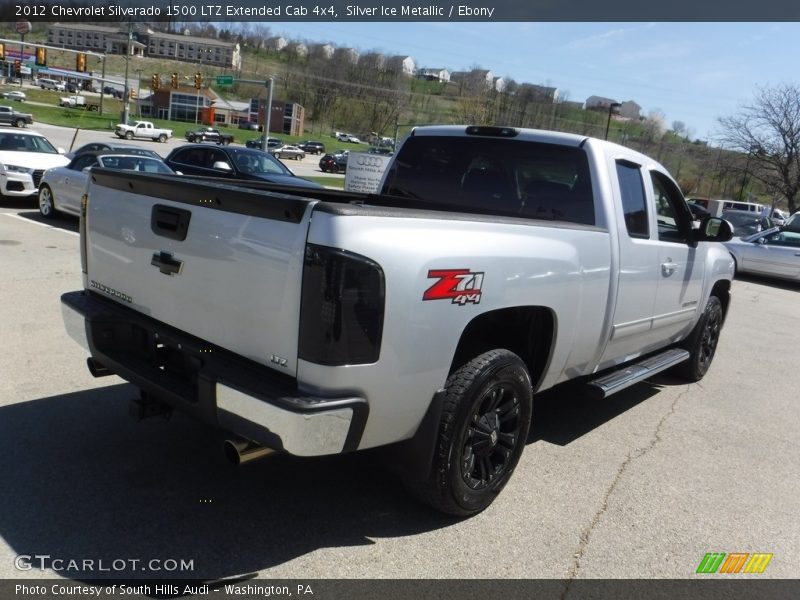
[1, 212, 79, 236]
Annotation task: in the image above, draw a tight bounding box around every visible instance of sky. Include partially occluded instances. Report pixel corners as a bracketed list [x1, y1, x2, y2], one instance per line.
[251, 22, 794, 141]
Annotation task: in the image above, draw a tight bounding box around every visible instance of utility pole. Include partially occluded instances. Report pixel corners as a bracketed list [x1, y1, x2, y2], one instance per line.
[262, 76, 273, 152]
[122, 23, 132, 124]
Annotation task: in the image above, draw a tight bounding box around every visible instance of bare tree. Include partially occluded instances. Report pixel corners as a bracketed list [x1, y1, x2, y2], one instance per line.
[641, 109, 667, 147]
[671, 120, 686, 136]
[718, 83, 800, 213]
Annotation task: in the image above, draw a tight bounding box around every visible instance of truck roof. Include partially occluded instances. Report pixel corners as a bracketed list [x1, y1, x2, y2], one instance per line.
[408, 125, 589, 148]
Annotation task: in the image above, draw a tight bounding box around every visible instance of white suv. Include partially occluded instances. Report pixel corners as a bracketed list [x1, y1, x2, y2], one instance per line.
[0, 129, 69, 197]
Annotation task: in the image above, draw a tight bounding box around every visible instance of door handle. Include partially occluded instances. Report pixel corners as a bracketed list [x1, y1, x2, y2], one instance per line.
[661, 260, 678, 276]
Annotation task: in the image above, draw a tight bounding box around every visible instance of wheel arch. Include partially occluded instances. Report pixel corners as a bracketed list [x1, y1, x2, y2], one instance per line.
[710, 278, 732, 324]
[449, 306, 556, 393]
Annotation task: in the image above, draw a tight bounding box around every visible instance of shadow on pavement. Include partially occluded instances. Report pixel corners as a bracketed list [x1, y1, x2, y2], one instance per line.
[0, 377, 665, 584]
[0, 385, 452, 582]
[529, 381, 660, 446]
[13, 210, 79, 235]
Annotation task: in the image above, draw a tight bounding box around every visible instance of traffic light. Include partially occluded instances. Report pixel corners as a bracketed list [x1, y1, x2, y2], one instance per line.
[171, 72, 178, 89]
[76, 53, 87, 73]
[35, 47, 46, 67]
[151, 74, 160, 90]
[14, 60, 21, 76]
[194, 72, 202, 89]
[129, 89, 137, 99]
[0, 44, 5, 61]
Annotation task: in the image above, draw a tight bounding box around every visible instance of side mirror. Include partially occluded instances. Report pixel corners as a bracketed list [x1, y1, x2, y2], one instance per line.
[695, 217, 733, 242]
[756, 236, 767, 245]
[212, 161, 232, 171]
[57, 147, 66, 154]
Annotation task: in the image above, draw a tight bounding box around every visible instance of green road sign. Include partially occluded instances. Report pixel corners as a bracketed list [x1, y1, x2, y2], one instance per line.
[216, 75, 234, 86]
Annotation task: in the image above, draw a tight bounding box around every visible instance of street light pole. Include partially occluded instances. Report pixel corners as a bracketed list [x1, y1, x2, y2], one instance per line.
[604, 102, 622, 140]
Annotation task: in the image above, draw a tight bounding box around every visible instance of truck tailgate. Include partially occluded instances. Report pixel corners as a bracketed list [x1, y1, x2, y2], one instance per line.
[84, 170, 315, 375]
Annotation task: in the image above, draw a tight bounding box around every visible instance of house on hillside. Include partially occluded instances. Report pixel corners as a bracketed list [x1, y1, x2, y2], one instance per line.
[359, 52, 387, 71]
[417, 68, 450, 83]
[585, 95, 619, 111]
[619, 100, 642, 120]
[451, 69, 494, 92]
[283, 42, 308, 58]
[264, 36, 287, 52]
[310, 43, 335, 60]
[387, 55, 416, 76]
[334, 47, 360, 64]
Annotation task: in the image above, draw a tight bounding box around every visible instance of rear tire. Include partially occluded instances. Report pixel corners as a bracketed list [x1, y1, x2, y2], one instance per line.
[408, 349, 532, 517]
[676, 295, 723, 382]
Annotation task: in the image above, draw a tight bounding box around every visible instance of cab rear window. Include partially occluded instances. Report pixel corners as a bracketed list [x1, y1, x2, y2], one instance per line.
[381, 136, 595, 225]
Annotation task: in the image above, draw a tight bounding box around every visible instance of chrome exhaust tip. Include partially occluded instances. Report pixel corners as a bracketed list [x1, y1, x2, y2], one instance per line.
[224, 438, 276, 466]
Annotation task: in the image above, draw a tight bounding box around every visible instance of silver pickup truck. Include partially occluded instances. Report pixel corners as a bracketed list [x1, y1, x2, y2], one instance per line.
[61, 125, 734, 516]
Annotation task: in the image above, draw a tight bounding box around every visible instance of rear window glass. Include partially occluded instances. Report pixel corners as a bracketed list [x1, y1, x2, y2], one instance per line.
[381, 136, 595, 225]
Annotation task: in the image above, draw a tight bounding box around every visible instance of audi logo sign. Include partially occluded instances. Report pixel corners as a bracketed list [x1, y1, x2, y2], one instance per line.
[355, 155, 386, 168]
[344, 152, 392, 194]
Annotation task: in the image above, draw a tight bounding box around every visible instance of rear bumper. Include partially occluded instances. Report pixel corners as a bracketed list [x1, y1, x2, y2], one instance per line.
[61, 290, 367, 456]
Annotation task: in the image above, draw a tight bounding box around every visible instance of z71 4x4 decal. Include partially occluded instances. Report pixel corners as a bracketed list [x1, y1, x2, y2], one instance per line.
[423, 269, 484, 305]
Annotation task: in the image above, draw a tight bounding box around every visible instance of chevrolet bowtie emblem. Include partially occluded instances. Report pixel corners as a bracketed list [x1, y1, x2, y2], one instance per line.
[151, 251, 183, 276]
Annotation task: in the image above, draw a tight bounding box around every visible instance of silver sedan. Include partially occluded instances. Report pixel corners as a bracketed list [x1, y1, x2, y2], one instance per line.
[38, 152, 174, 219]
[272, 145, 306, 160]
[724, 228, 800, 281]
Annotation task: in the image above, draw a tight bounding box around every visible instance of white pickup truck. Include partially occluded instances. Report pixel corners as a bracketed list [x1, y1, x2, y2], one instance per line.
[114, 120, 172, 143]
[58, 95, 99, 111]
[61, 125, 735, 516]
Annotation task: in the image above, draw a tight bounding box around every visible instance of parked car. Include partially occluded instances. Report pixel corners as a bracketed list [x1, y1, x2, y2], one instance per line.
[770, 209, 788, 226]
[237, 120, 260, 131]
[66, 142, 162, 160]
[337, 133, 361, 143]
[185, 127, 234, 145]
[319, 151, 348, 173]
[103, 86, 123, 98]
[368, 146, 394, 156]
[724, 227, 800, 281]
[0, 128, 69, 198]
[245, 136, 282, 149]
[272, 145, 305, 160]
[164, 144, 322, 189]
[688, 202, 711, 221]
[297, 140, 325, 155]
[785, 211, 800, 232]
[722, 209, 773, 237]
[1, 90, 26, 102]
[39, 78, 66, 92]
[38, 151, 175, 219]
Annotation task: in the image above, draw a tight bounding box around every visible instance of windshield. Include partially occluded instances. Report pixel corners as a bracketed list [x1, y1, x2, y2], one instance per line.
[723, 211, 773, 236]
[381, 135, 595, 225]
[98, 156, 173, 174]
[0, 132, 58, 154]
[229, 149, 293, 176]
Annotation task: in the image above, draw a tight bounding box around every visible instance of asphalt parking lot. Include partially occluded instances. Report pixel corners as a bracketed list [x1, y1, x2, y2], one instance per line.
[0, 196, 798, 584]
